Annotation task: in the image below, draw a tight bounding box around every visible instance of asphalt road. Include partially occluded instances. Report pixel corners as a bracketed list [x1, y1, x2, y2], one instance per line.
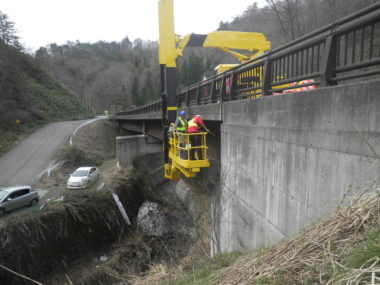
[0, 120, 91, 186]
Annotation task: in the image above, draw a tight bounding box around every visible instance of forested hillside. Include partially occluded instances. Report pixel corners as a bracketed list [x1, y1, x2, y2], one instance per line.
[220, 0, 380, 48]
[34, 39, 230, 112]
[32, 0, 379, 115]
[0, 11, 87, 154]
[0, 42, 86, 127]
[34, 38, 160, 113]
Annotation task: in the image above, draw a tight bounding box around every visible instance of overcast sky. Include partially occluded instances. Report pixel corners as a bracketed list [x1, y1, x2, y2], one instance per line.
[1, 0, 267, 51]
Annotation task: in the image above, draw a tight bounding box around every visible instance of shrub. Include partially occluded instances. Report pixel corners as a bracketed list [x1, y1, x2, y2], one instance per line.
[57, 145, 104, 167]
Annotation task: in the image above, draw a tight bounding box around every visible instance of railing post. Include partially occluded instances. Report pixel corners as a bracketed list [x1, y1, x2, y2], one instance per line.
[196, 83, 201, 105]
[320, 34, 337, 86]
[229, 73, 236, 101]
[185, 88, 190, 106]
[219, 75, 226, 102]
[262, 59, 272, 96]
[210, 80, 216, 103]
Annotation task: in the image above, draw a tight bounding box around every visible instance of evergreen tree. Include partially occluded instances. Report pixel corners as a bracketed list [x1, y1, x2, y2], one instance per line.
[141, 71, 154, 105]
[0, 11, 21, 49]
[131, 77, 140, 106]
[185, 55, 204, 85]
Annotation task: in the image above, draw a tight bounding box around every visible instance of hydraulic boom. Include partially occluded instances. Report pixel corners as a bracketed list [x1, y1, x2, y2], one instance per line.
[158, 0, 271, 180]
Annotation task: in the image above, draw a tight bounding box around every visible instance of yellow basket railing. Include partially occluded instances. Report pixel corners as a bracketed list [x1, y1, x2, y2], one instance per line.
[170, 131, 208, 161]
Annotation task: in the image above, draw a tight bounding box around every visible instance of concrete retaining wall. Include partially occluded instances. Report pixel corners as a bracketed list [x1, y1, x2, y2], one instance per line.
[217, 79, 380, 252]
[116, 135, 162, 168]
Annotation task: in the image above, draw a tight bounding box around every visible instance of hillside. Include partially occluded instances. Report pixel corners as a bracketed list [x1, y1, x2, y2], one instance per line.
[0, 39, 87, 155]
[32, 0, 380, 116]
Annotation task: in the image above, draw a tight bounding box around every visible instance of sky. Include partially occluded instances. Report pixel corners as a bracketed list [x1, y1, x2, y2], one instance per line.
[1, 0, 267, 51]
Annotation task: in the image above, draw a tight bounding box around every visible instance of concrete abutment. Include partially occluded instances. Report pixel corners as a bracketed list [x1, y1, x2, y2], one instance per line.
[116, 135, 162, 168]
[216, 79, 380, 252]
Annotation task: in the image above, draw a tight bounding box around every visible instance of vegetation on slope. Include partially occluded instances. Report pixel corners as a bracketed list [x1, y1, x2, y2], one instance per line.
[34, 39, 224, 112]
[0, 38, 87, 155]
[0, 190, 133, 285]
[129, 184, 380, 284]
[221, 0, 380, 48]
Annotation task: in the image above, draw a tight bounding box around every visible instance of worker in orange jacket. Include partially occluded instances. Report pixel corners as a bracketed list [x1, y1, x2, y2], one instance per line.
[187, 115, 210, 160]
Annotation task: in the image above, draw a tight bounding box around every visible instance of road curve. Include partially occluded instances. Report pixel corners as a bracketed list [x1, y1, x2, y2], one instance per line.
[0, 120, 93, 186]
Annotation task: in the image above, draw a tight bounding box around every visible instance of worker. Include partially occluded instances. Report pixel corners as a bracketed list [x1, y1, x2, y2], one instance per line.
[188, 115, 210, 160]
[174, 110, 188, 132]
[174, 110, 188, 159]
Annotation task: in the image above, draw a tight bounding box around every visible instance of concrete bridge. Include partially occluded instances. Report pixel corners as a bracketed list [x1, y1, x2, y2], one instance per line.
[112, 4, 380, 253]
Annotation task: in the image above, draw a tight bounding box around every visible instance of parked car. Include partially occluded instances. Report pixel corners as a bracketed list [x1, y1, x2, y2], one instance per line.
[0, 185, 39, 216]
[67, 167, 99, 189]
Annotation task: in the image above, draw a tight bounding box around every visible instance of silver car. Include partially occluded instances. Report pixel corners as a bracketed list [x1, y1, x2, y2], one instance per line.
[67, 167, 99, 189]
[0, 185, 39, 216]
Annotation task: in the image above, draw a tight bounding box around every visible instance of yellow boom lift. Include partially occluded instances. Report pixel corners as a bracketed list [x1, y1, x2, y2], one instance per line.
[159, 0, 271, 180]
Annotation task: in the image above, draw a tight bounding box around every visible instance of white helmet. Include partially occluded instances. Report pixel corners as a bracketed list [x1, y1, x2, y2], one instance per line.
[195, 115, 203, 119]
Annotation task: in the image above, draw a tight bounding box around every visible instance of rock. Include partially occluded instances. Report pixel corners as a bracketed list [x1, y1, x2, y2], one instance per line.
[137, 201, 166, 237]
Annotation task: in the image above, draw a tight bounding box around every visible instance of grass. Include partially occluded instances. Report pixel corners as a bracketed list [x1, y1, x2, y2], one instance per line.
[343, 229, 380, 269]
[0, 190, 127, 284]
[28, 78, 88, 122]
[326, 229, 380, 284]
[0, 70, 90, 158]
[129, 184, 380, 285]
[1, 204, 41, 220]
[128, 252, 244, 285]
[163, 252, 243, 285]
[57, 144, 105, 167]
[0, 123, 44, 157]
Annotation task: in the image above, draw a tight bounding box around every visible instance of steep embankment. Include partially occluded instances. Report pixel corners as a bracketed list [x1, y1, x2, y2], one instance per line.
[0, 120, 202, 285]
[0, 40, 87, 155]
[0, 120, 144, 284]
[130, 184, 380, 285]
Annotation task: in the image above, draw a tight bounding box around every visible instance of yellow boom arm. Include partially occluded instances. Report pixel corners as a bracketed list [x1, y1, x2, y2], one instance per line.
[176, 31, 270, 63]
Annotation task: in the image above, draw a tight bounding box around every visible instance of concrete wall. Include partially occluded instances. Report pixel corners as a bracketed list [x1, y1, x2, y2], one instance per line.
[181, 102, 222, 121]
[116, 135, 162, 168]
[115, 103, 222, 122]
[217, 79, 380, 253]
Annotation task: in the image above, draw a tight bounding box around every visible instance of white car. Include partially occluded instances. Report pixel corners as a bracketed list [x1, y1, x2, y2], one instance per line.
[67, 167, 99, 189]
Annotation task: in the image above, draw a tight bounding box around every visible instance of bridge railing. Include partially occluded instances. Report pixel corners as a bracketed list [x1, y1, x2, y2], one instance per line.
[118, 2, 380, 116]
[115, 100, 162, 116]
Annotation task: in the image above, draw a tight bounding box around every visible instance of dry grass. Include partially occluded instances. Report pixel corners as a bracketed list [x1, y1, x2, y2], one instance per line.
[210, 183, 380, 285]
[130, 264, 183, 285]
[0, 191, 127, 285]
[103, 165, 135, 190]
[128, 183, 380, 285]
[72, 119, 119, 159]
[328, 257, 380, 285]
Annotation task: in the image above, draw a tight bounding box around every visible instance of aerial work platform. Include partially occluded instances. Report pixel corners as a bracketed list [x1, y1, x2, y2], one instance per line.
[164, 130, 210, 180]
